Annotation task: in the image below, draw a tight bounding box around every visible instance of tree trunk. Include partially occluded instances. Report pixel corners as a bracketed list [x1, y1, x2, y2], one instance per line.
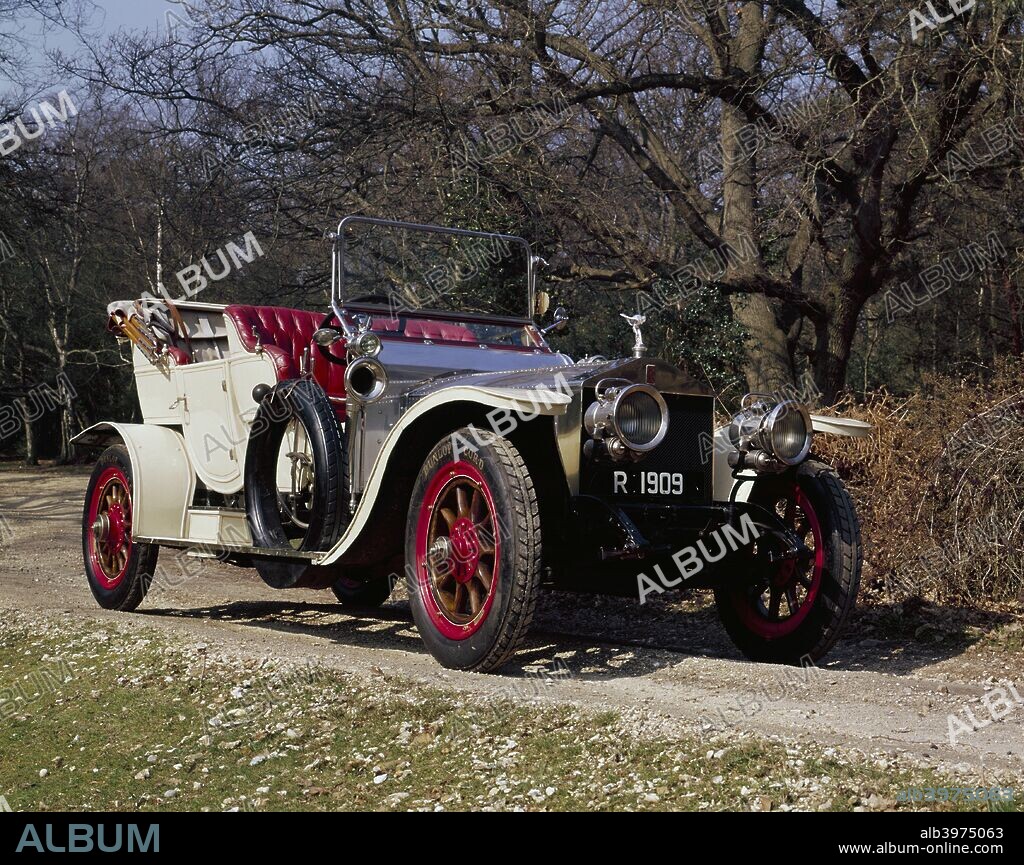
[14, 398, 37, 466]
[813, 292, 860, 404]
[731, 293, 796, 393]
[58, 410, 74, 464]
[718, 3, 795, 397]
[57, 376, 74, 465]
[1005, 264, 1021, 356]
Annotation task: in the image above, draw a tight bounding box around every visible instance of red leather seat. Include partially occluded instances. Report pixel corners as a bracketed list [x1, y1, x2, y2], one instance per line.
[225, 305, 347, 419]
[404, 318, 476, 343]
[165, 346, 191, 366]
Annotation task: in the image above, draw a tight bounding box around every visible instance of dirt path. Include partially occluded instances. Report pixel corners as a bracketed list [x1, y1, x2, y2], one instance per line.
[2, 466, 1022, 776]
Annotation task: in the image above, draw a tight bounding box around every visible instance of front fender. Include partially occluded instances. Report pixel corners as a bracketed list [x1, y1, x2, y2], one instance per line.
[712, 414, 872, 502]
[316, 385, 570, 566]
[72, 422, 195, 540]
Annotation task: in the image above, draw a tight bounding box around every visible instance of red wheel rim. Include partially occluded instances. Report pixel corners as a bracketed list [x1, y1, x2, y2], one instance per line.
[730, 485, 824, 640]
[86, 466, 133, 589]
[415, 460, 500, 640]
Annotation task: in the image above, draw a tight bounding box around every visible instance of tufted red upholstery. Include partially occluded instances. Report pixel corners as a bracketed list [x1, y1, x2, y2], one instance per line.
[225, 305, 347, 419]
[165, 346, 191, 366]
[403, 318, 476, 343]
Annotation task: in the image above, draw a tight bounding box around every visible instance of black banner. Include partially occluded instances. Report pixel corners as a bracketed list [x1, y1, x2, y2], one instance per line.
[0, 810, 1017, 856]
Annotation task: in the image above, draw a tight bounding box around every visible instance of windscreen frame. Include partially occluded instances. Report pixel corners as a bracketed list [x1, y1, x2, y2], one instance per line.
[330, 215, 536, 325]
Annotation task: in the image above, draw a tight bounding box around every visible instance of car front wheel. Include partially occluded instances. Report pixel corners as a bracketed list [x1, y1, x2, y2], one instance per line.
[714, 460, 862, 664]
[406, 428, 541, 672]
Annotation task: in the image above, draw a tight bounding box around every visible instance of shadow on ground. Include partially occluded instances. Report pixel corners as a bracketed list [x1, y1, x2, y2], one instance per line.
[139, 588, 1019, 682]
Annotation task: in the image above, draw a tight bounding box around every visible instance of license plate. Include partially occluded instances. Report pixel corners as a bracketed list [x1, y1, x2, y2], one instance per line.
[611, 470, 685, 497]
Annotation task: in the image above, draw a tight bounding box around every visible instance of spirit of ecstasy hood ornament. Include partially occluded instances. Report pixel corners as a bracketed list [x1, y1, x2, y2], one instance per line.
[620, 313, 647, 359]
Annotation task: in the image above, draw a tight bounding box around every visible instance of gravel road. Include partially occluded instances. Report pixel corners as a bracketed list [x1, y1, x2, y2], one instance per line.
[2, 466, 1022, 776]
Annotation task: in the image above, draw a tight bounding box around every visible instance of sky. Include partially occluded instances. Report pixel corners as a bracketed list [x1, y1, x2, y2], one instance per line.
[45, 0, 173, 50]
[3, 0, 176, 91]
[77, 0, 172, 36]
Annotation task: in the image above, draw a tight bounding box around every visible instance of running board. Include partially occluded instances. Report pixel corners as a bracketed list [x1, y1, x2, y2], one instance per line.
[134, 536, 322, 561]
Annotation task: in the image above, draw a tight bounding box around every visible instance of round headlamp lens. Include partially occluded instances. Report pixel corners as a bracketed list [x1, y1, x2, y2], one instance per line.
[357, 332, 382, 357]
[767, 402, 811, 464]
[612, 385, 669, 451]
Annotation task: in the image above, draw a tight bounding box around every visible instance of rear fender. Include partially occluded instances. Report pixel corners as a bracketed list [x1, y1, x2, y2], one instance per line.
[71, 422, 195, 540]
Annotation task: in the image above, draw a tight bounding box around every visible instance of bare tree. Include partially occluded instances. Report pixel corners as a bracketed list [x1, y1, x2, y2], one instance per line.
[121, 0, 1017, 400]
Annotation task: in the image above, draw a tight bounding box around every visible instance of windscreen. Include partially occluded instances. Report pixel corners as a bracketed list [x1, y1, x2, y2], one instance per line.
[338, 219, 532, 320]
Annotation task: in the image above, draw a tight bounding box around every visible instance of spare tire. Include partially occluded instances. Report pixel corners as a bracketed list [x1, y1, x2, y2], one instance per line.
[244, 378, 349, 588]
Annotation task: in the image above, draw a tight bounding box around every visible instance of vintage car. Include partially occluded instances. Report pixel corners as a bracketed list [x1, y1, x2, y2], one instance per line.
[74, 217, 869, 672]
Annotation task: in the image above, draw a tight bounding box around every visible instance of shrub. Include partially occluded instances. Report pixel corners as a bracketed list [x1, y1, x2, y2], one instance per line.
[814, 359, 1024, 606]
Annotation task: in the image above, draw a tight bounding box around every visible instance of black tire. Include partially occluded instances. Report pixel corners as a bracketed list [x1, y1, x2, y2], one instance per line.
[406, 429, 541, 673]
[713, 460, 862, 664]
[82, 445, 158, 611]
[244, 378, 349, 588]
[331, 571, 395, 608]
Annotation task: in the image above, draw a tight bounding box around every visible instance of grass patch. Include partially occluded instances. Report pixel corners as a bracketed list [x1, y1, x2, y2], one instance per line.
[0, 612, 1015, 812]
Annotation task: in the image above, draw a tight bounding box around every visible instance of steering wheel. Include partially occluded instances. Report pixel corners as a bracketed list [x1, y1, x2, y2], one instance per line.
[316, 311, 350, 366]
[489, 330, 518, 345]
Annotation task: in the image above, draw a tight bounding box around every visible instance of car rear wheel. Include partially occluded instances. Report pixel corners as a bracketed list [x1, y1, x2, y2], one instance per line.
[331, 571, 394, 608]
[82, 445, 158, 611]
[713, 460, 861, 664]
[406, 429, 541, 672]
